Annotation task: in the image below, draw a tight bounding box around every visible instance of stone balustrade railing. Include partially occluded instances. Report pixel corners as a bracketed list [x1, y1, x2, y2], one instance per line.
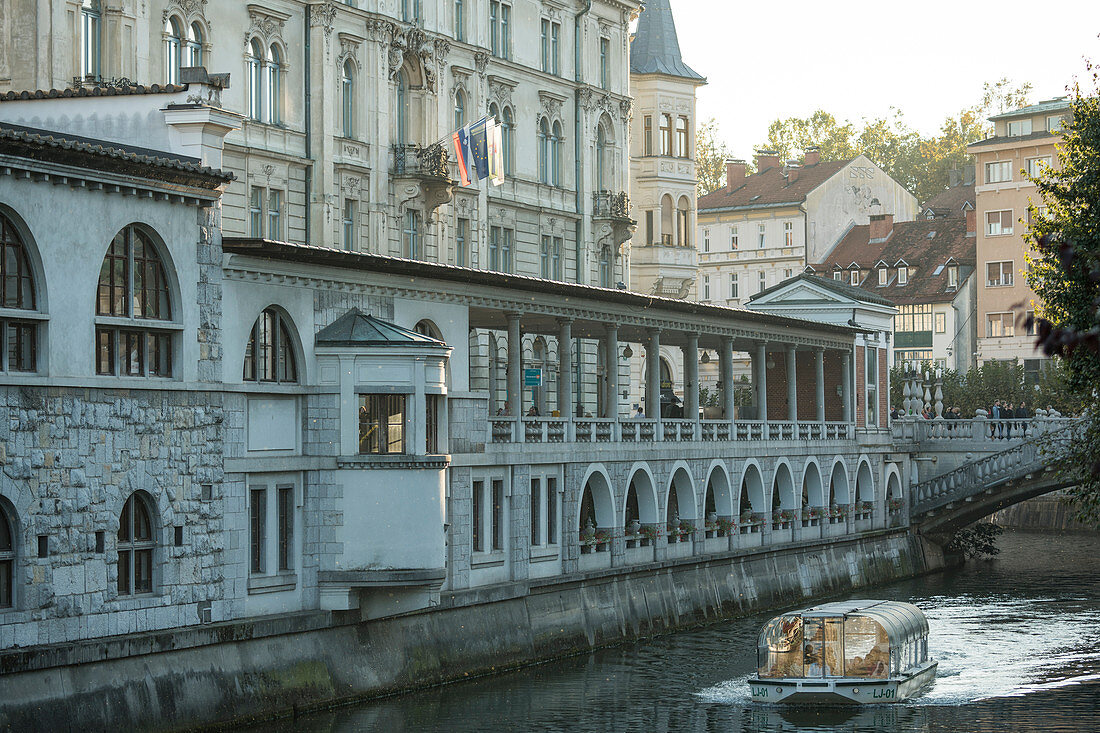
[891, 416, 1078, 445]
[489, 417, 855, 444]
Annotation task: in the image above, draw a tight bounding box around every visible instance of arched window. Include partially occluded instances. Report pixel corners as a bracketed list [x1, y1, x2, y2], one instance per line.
[247, 39, 264, 121]
[186, 22, 204, 67]
[267, 45, 283, 125]
[117, 492, 155, 596]
[396, 70, 409, 144]
[342, 60, 355, 138]
[96, 226, 174, 378]
[243, 307, 298, 383]
[0, 500, 15, 608]
[454, 89, 466, 130]
[538, 118, 550, 184]
[164, 17, 183, 85]
[81, 0, 101, 81]
[677, 196, 691, 247]
[1, 213, 39, 372]
[551, 121, 563, 187]
[595, 123, 608, 191]
[660, 194, 674, 246]
[502, 106, 515, 176]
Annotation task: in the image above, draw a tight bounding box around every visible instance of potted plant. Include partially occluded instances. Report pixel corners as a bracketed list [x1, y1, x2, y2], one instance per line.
[678, 519, 695, 541]
[716, 518, 735, 537]
[829, 504, 848, 523]
[805, 506, 823, 526]
[594, 528, 612, 551]
[772, 508, 794, 528]
[639, 524, 660, 546]
[888, 497, 904, 514]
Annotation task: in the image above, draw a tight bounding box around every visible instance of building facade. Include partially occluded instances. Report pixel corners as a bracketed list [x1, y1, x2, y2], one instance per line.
[970, 98, 1071, 377]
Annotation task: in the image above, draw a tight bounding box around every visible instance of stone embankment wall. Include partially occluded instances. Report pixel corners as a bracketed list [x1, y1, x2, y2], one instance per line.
[0, 530, 939, 730]
[992, 493, 1097, 531]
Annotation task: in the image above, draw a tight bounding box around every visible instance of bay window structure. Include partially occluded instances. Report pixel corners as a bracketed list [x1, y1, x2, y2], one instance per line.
[895, 304, 933, 353]
[81, 0, 101, 81]
[359, 394, 407, 454]
[243, 307, 298, 383]
[95, 225, 175, 378]
[342, 61, 355, 137]
[117, 491, 156, 596]
[490, 1, 511, 59]
[0, 212, 40, 373]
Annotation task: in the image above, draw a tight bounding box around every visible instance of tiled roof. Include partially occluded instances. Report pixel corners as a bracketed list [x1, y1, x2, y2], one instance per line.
[921, 184, 974, 219]
[988, 97, 1071, 121]
[0, 83, 187, 102]
[629, 0, 705, 81]
[698, 159, 848, 211]
[749, 273, 897, 308]
[812, 218, 974, 305]
[968, 130, 1057, 149]
[0, 122, 233, 183]
[315, 308, 448, 348]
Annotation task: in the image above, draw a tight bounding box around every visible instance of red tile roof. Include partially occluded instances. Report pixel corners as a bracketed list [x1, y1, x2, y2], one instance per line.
[0, 84, 187, 102]
[920, 184, 974, 220]
[698, 159, 849, 211]
[811, 218, 974, 305]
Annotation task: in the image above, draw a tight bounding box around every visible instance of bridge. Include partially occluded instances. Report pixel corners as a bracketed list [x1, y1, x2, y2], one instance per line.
[893, 416, 1083, 544]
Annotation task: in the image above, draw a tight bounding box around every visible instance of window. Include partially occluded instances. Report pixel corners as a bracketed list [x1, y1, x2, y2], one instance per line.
[453, 89, 466, 131]
[660, 114, 672, 156]
[249, 479, 297, 577]
[599, 37, 610, 89]
[396, 70, 409, 144]
[897, 266, 908, 285]
[702, 274, 710, 300]
[456, 217, 469, 266]
[985, 210, 1013, 236]
[947, 264, 959, 289]
[489, 226, 513, 272]
[472, 478, 505, 553]
[985, 161, 1012, 183]
[0, 502, 15, 608]
[758, 271, 767, 293]
[1026, 309, 1036, 336]
[0, 213, 39, 373]
[342, 199, 357, 250]
[784, 221, 793, 246]
[540, 235, 551, 278]
[551, 121, 563, 187]
[502, 107, 515, 175]
[117, 492, 155, 596]
[250, 488, 266, 573]
[783, 268, 792, 279]
[833, 271, 843, 281]
[359, 394, 407, 454]
[540, 20, 561, 74]
[850, 269, 860, 286]
[489, 226, 500, 271]
[342, 61, 355, 137]
[502, 228, 513, 272]
[895, 304, 933, 333]
[758, 223, 766, 248]
[703, 229, 710, 252]
[539, 235, 563, 280]
[267, 46, 283, 124]
[935, 312, 946, 334]
[531, 477, 541, 546]
[454, 0, 465, 42]
[472, 479, 484, 552]
[1026, 156, 1051, 178]
[987, 312, 1015, 338]
[643, 116, 653, 155]
[865, 347, 878, 428]
[538, 118, 550, 184]
[249, 188, 263, 236]
[267, 189, 282, 240]
[243, 308, 298, 383]
[1047, 115, 1065, 133]
[595, 123, 608, 191]
[986, 260, 1014, 287]
[729, 272, 738, 299]
[403, 0, 421, 23]
[490, 1, 511, 59]
[185, 22, 204, 67]
[1007, 119, 1033, 137]
[676, 117, 689, 158]
[164, 17, 183, 85]
[81, 0, 101, 81]
[248, 39, 264, 121]
[730, 226, 738, 249]
[877, 267, 887, 286]
[404, 209, 421, 259]
[530, 473, 559, 547]
[95, 226, 173, 377]
[426, 394, 441, 454]
[1024, 357, 1046, 385]
[599, 247, 611, 287]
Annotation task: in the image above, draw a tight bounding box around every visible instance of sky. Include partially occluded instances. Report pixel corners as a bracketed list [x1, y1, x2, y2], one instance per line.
[666, 0, 1100, 157]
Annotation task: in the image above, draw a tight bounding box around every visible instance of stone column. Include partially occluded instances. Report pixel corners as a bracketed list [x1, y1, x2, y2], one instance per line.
[605, 325, 620, 419]
[506, 312, 522, 418]
[684, 333, 700, 424]
[756, 342, 768, 423]
[841, 351, 852, 423]
[720, 336, 735, 421]
[815, 348, 826, 424]
[646, 329, 661, 420]
[786, 346, 798, 421]
[557, 318, 573, 419]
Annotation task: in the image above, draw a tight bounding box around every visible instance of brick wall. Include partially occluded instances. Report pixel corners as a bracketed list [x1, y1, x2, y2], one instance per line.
[855, 346, 866, 428]
[763, 350, 845, 421]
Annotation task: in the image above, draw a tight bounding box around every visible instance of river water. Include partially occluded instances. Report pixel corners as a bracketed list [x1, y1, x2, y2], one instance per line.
[277, 530, 1100, 732]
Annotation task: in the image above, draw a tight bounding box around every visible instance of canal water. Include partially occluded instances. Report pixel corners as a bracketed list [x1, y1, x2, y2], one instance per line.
[275, 530, 1100, 732]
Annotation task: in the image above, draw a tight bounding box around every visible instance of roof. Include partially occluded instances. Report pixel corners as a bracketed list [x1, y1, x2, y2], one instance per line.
[314, 308, 449, 348]
[920, 184, 974, 220]
[812, 218, 974, 305]
[775, 600, 929, 644]
[988, 97, 1071, 121]
[968, 130, 1058, 149]
[749, 273, 897, 308]
[629, 0, 705, 82]
[0, 83, 187, 102]
[222, 238, 861, 337]
[698, 159, 848, 211]
[0, 122, 234, 184]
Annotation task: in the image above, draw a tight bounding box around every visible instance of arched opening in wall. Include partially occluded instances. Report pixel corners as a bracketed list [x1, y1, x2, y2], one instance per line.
[856, 461, 875, 519]
[624, 469, 658, 544]
[488, 333, 502, 415]
[0, 208, 44, 374]
[244, 307, 300, 384]
[772, 463, 795, 523]
[342, 60, 356, 138]
[579, 472, 614, 552]
[538, 117, 551, 185]
[739, 464, 765, 521]
[0, 497, 17, 608]
[247, 38, 264, 120]
[660, 194, 674, 246]
[886, 470, 903, 523]
[676, 195, 691, 247]
[829, 462, 850, 507]
[454, 88, 466, 131]
[704, 466, 734, 520]
[802, 461, 824, 514]
[666, 467, 697, 541]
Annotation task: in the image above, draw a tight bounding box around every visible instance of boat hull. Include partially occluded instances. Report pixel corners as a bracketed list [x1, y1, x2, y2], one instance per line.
[748, 661, 938, 704]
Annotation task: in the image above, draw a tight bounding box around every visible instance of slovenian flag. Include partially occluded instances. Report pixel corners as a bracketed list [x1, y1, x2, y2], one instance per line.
[469, 117, 490, 182]
[453, 127, 472, 186]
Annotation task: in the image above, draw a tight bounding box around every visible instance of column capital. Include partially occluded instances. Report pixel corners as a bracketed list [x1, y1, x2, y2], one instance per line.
[646, 327, 662, 337]
[556, 316, 574, 327]
[504, 310, 523, 322]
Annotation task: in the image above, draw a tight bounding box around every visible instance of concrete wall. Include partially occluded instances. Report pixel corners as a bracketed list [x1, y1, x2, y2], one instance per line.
[0, 529, 939, 730]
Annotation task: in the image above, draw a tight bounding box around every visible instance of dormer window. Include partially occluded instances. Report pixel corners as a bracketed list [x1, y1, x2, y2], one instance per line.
[897, 266, 908, 285]
[1007, 119, 1033, 137]
[850, 269, 860, 286]
[877, 267, 887, 286]
[833, 270, 843, 282]
[947, 265, 959, 289]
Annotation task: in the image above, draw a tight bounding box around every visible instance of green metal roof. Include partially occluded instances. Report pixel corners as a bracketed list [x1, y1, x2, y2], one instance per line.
[314, 308, 448, 348]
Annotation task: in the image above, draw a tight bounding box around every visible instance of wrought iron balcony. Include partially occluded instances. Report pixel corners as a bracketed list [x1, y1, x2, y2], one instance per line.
[592, 190, 631, 219]
[391, 143, 450, 179]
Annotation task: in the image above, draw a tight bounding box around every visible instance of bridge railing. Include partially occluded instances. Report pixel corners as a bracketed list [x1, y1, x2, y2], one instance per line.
[909, 420, 1082, 516]
[892, 416, 1078, 445]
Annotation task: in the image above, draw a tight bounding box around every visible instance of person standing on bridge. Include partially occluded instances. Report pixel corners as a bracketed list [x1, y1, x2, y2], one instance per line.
[1005, 402, 1015, 438]
[1016, 402, 1030, 436]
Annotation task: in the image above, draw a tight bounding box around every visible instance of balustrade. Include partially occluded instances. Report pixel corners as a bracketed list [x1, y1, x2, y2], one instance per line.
[490, 416, 858, 445]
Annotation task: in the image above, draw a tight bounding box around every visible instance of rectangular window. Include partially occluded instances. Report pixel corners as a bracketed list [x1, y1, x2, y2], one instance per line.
[729, 272, 738, 299]
[342, 199, 357, 251]
[702, 274, 710, 300]
[758, 271, 767, 293]
[358, 394, 407, 454]
[660, 114, 672, 156]
[491, 479, 504, 551]
[850, 270, 860, 286]
[96, 327, 115, 375]
[878, 268, 887, 286]
[730, 226, 738, 249]
[455, 0, 464, 42]
[643, 116, 653, 156]
[948, 265, 959, 288]
[426, 394, 440, 454]
[935, 312, 946, 333]
[1007, 119, 1033, 136]
[895, 304, 933, 333]
[758, 224, 766, 248]
[987, 312, 1015, 338]
[985, 161, 1012, 183]
[552, 236, 562, 279]
[121, 331, 144, 376]
[277, 485, 293, 571]
[703, 229, 710, 252]
[986, 260, 1014, 287]
[833, 271, 843, 281]
[784, 221, 793, 246]
[490, 1, 510, 59]
[6, 322, 37, 372]
[249, 188, 263, 237]
[1024, 357, 1046, 385]
[81, 2, 101, 80]
[1026, 156, 1051, 178]
[405, 209, 421, 259]
[676, 116, 689, 158]
[865, 346, 878, 427]
[546, 477, 558, 544]
[645, 210, 654, 244]
[541, 235, 551, 278]
[456, 217, 469, 266]
[599, 37, 610, 89]
[267, 190, 282, 240]
[531, 477, 541, 546]
[897, 266, 908, 285]
[472, 479, 484, 552]
[985, 210, 1013, 236]
[250, 488, 266, 574]
[784, 269, 792, 279]
[541, 20, 550, 72]
[551, 23, 560, 75]
[502, 228, 513, 272]
[489, 226, 500, 271]
[1047, 115, 1064, 132]
[1026, 309, 1036, 336]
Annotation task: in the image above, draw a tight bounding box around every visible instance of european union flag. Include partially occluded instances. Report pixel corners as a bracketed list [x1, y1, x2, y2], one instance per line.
[470, 118, 489, 181]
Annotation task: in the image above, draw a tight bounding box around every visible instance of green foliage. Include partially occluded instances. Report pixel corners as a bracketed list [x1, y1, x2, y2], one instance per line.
[888, 359, 1080, 417]
[696, 118, 752, 196]
[946, 522, 1004, 559]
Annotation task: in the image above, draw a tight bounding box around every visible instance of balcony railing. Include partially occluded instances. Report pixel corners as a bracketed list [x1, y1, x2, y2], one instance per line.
[489, 417, 855, 444]
[391, 143, 450, 178]
[592, 190, 630, 218]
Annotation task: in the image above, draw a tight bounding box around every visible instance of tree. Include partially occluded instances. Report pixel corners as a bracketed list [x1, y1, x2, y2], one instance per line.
[1024, 64, 1100, 524]
[695, 118, 742, 196]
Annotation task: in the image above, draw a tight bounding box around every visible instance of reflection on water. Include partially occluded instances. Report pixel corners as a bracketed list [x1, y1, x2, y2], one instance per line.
[261, 530, 1100, 733]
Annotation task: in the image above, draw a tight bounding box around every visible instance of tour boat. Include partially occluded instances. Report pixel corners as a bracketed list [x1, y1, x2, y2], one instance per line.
[748, 600, 937, 704]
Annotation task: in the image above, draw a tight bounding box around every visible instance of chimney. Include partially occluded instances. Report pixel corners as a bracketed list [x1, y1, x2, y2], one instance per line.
[965, 207, 976, 236]
[785, 160, 801, 183]
[803, 145, 821, 166]
[869, 213, 894, 242]
[755, 149, 780, 172]
[725, 158, 746, 189]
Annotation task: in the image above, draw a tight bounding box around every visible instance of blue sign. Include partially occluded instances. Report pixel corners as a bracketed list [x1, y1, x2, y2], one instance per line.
[524, 368, 543, 387]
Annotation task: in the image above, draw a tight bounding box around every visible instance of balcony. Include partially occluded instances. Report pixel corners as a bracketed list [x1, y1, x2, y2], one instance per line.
[592, 190, 632, 219]
[592, 190, 636, 255]
[391, 143, 454, 219]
